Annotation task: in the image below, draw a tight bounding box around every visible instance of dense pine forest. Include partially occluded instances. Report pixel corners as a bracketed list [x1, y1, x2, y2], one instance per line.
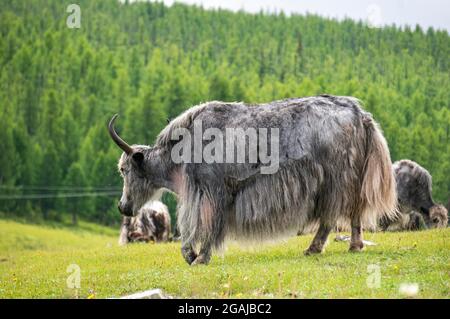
[0, 0, 449, 225]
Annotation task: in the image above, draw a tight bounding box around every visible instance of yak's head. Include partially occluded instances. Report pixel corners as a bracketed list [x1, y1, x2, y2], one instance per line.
[427, 205, 448, 229]
[108, 114, 164, 217]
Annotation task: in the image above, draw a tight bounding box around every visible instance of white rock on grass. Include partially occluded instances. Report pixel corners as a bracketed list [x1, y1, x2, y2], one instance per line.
[399, 283, 419, 297]
[115, 289, 171, 299]
[334, 235, 377, 246]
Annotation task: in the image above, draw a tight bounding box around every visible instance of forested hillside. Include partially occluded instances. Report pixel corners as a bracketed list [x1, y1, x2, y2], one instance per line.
[0, 0, 449, 225]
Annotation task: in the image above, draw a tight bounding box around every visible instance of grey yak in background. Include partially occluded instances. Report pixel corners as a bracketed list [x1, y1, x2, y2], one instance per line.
[380, 159, 448, 231]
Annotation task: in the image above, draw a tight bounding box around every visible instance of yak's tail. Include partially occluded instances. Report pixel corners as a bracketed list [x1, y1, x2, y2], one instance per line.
[360, 115, 398, 229]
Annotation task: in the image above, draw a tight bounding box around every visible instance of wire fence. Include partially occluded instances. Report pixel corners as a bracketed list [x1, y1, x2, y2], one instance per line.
[0, 185, 121, 191]
[0, 185, 122, 200]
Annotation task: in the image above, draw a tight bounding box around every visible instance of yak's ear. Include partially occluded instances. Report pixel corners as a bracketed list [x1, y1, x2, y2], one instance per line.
[132, 152, 144, 166]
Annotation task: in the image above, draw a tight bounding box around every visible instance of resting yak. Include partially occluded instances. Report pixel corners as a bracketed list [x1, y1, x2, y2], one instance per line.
[380, 159, 448, 231]
[118, 201, 171, 245]
[109, 95, 397, 265]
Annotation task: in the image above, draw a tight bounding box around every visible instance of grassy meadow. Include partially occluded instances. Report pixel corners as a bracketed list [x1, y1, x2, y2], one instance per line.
[0, 219, 448, 299]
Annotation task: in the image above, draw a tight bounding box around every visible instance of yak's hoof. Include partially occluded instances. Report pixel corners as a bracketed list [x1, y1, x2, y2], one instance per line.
[190, 255, 210, 266]
[349, 242, 364, 252]
[304, 247, 322, 256]
[183, 251, 198, 265]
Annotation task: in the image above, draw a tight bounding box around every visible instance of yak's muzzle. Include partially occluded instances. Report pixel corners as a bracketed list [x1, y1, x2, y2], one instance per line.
[118, 200, 133, 217]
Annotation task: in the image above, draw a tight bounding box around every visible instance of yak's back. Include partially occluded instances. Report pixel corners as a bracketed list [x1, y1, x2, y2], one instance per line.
[156, 95, 366, 152]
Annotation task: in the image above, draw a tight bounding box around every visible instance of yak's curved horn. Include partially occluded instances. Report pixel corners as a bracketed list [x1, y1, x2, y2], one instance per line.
[108, 114, 133, 154]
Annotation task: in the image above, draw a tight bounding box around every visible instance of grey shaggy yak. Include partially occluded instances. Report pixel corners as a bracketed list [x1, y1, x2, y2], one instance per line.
[380, 159, 448, 230]
[118, 201, 171, 245]
[109, 95, 397, 265]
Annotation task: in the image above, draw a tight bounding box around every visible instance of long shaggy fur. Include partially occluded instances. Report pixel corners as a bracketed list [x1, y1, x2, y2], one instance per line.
[155, 95, 397, 251]
[360, 120, 398, 227]
[383, 210, 426, 231]
[383, 205, 448, 231]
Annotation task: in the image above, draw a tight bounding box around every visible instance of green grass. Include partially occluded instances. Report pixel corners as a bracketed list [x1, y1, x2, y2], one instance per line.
[0, 219, 448, 298]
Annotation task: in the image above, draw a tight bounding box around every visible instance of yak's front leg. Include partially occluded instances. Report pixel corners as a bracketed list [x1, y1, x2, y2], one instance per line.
[304, 223, 331, 255]
[118, 217, 131, 246]
[181, 241, 197, 265]
[189, 192, 226, 266]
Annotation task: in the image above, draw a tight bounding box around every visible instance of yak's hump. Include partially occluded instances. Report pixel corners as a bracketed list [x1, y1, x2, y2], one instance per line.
[156, 100, 243, 147]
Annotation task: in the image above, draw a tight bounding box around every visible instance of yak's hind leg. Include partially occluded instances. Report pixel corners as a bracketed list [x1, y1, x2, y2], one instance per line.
[304, 223, 332, 255]
[349, 214, 364, 252]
